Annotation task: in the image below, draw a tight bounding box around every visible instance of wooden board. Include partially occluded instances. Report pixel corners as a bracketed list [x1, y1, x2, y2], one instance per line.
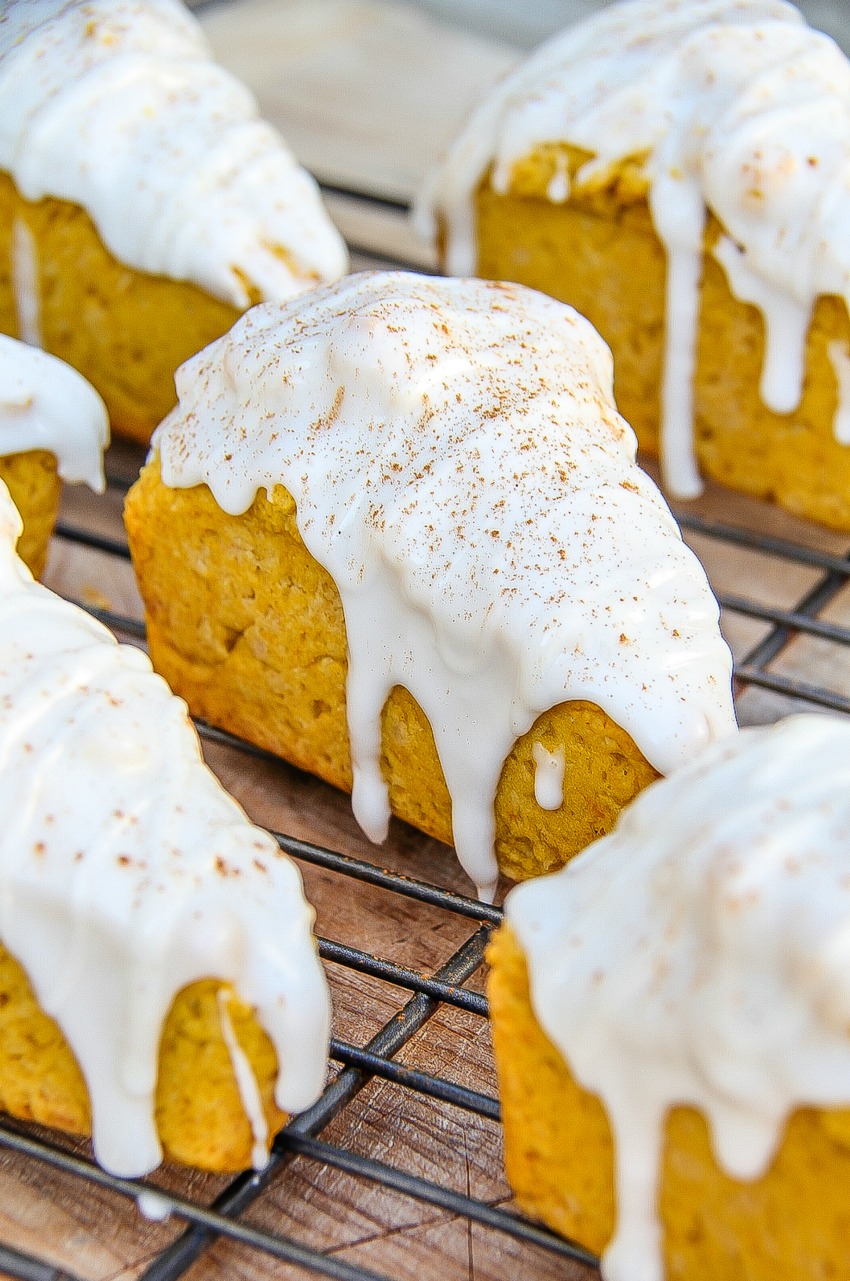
[3, 3, 850, 1279]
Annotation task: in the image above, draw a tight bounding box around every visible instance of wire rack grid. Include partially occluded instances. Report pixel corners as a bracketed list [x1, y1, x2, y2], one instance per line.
[2, 187, 850, 1281]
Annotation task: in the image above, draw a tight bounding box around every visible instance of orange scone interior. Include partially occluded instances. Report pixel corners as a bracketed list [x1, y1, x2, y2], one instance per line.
[0, 333, 107, 576]
[419, 0, 850, 529]
[126, 271, 735, 897]
[0, 0, 347, 443]
[491, 715, 850, 1280]
[0, 481, 329, 1177]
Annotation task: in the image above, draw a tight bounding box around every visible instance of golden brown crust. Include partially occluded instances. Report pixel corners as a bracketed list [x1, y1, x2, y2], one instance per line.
[0, 939, 286, 1172]
[0, 171, 241, 445]
[125, 455, 660, 882]
[473, 146, 850, 530]
[487, 923, 615, 1254]
[0, 449, 61, 578]
[487, 923, 850, 1279]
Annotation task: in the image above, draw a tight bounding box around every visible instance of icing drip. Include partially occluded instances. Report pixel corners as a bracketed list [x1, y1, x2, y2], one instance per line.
[417, 0, 850, 496]
[0, 0, 347, 307]
[11, 219, 40, 348]
[154, 271, 735, 898]
[828, 339, 850, 444]
[217, 989, 270, 1171]
[531, 743, 565, 811]
[0, 334, 107, 490]
[0, 482, 330, 1176]
[712, 235, 812, 414]
[136, 1191, 172, 1222]
[658, 244, 704, 499]
[547, 155, 571, 204]
[506, 714, 850, 1281]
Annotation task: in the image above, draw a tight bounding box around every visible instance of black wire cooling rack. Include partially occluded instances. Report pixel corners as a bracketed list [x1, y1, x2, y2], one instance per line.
[3, 189, 850, 1281]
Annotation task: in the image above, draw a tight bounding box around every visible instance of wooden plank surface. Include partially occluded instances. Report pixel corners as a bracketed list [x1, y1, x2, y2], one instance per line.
[3, 3, 850, 1280]
[199, 0, 515, 204]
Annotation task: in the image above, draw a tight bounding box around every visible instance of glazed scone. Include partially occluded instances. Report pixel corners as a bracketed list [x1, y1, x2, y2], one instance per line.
[0, 480, 330, 1177]
[418, 0, 850, 530]
[125, 271, 735, 899]
[0, 0, 348, 444]
[490, 714, 850, 1281]
[0, 334, 107, 576]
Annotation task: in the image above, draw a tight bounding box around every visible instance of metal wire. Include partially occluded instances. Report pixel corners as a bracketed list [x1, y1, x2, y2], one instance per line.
[3, 182, 850, 1281]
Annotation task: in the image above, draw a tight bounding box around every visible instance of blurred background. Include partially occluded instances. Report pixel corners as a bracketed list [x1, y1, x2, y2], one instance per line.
[384, 0, 850, 48]
[195, 0, 850, 51]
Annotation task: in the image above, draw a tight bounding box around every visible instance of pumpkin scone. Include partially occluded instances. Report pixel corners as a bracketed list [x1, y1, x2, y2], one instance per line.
[125, 271, 735, 899]
[418, 0, 850, 529]
[491, 713, 850, 1280]
[0, 480, 330, 1177]
[0, 0, 348, 443]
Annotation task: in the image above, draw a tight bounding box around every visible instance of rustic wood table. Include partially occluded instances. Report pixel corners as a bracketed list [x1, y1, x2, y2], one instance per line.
[3, 3, 850, 1279]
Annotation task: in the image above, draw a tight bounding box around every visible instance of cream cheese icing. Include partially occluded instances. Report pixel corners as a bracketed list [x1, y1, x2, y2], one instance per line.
[0, 333, 107, 489]
[153, 270, 736, 899]
[0, 0, 348, 308]
[506, 713, 850, 1281]
[0, 480, 330, 1177]
[11, 219, 40, 347]
[416, 0, 850, 498]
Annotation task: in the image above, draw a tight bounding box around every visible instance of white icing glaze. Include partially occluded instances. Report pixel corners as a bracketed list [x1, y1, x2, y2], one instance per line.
[0, 333, 107, 490]
[0, 0, 347, 308]
[531, 743, 565, 812]
[507, 713, 850, 1281]
[417, 0, 850, 497]
[11, 218, 40, 347]
[136, 1190, 172, 1222]
[0, 481, 330, 1176]
[154, 271, 736, 898]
